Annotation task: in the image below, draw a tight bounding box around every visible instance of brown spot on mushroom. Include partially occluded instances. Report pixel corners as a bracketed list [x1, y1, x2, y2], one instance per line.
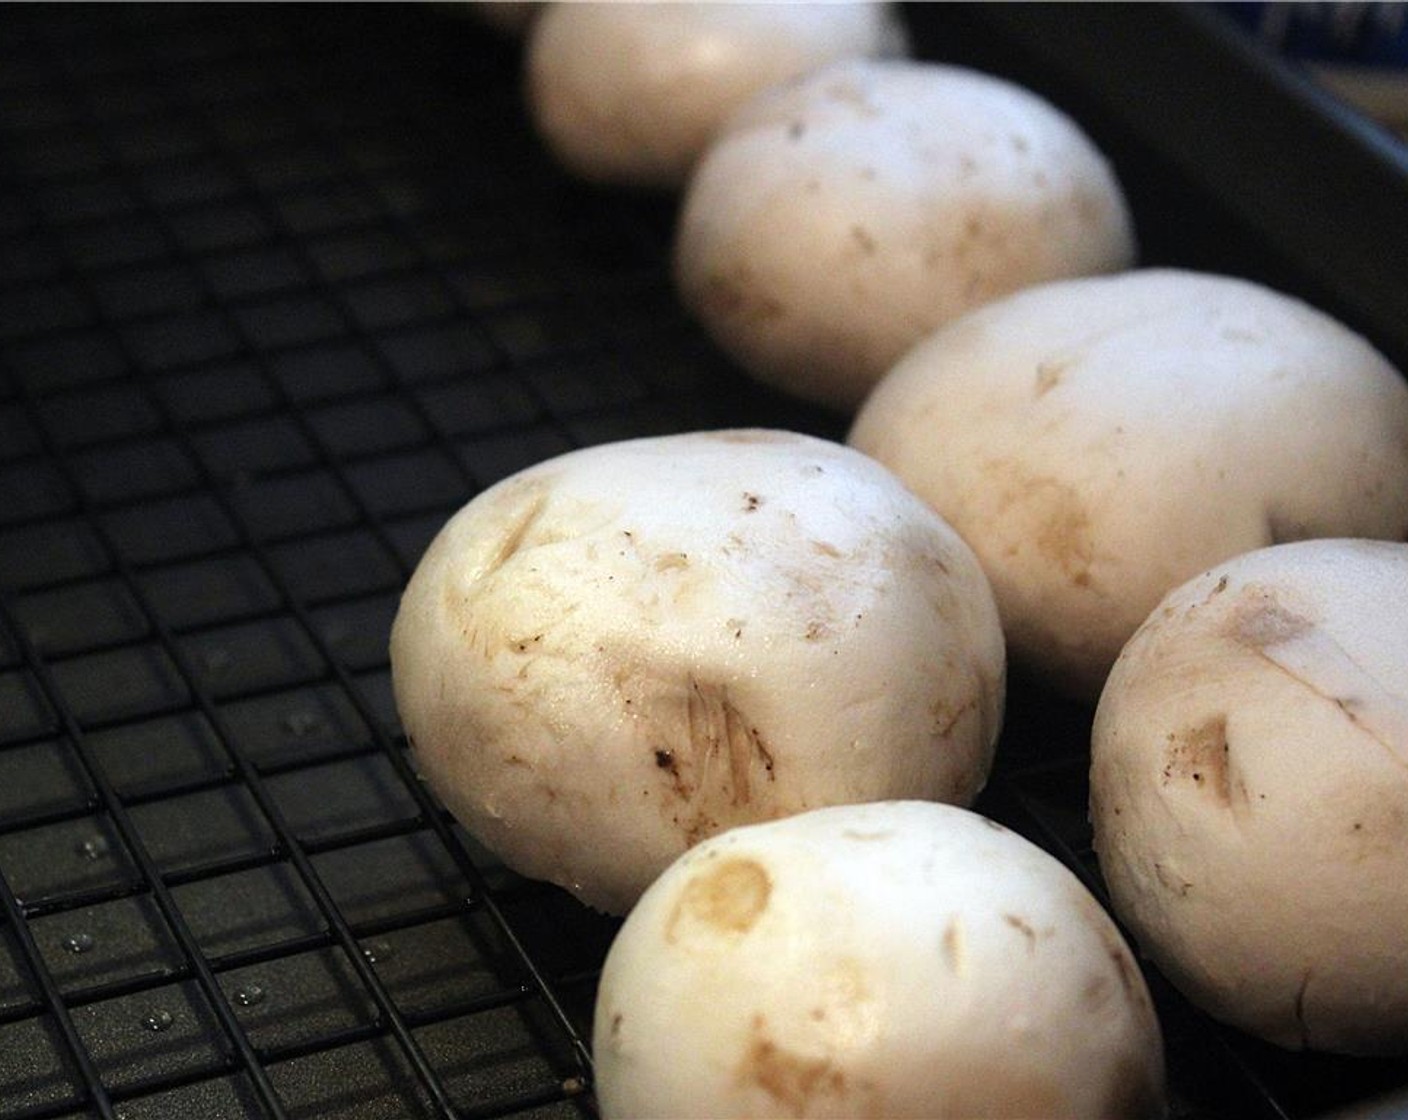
[683, 679, 773, 806]
[742, 492, 762, 512]
[1003, 913, 1045, 951]
[1082, 971, 1113, 1009]
[1074, 190, 1109, 226]
[1153, 861, 1193, 896]
[738, 1015, 847, 1114]
[1162, 715, 1237, 806]
[787, 119, 805, 141]
[824, 80, 881, 116]
[1033, 357, 1071, 396]
[942, 918, 967, 975]
[667, 858, 772, 942]
[849, 224, 877, 255]
[984, 458, 1097, 587]
[1225, 584, 1408, 769]
[627, 676, 779, 844]
[930, 694, 977, 739]
[1230, 587, 1315, 649]
[653, 551, 689, 572]
[1337, 799, 1408, 862]
[699, 267, 785, 323]
[479, 481, 551, 578]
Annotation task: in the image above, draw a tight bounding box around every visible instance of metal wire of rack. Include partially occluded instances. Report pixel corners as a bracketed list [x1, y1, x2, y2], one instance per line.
[0, 5, 1406, 1120]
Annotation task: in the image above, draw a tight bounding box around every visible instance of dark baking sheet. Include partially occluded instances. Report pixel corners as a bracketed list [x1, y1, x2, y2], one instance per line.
[0, 4, 1405, 1118]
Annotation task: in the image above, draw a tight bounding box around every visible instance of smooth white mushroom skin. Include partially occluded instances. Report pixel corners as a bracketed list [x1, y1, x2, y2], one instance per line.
[849, 269, 1408, 701]
[525, 2, 908, 189]
[674, 57, 1134, 411]
[1091, 540, 1408, 1055]
[592, 801, 1166, 1119]
[389, 430, 1004, 915]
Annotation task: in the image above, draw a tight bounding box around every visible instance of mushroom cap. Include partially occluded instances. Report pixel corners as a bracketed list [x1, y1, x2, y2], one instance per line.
[389, 430, 1004, 914]
[849, 268, 1408, 700]
[1091, 539, 1408, 1054]
[674, 57, 1134, 411]
[526, 2, 907, 188]
[593, 800, 1166, 1119]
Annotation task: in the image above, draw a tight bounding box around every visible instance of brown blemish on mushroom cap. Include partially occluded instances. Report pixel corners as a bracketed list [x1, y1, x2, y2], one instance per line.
[667, 857, 772, 942]
[1034, 356, 1073, 396]
[1226, 584, 1408, 770]
[1228, 586, 1314, 649]
[698, 265, 786, 324]
[621, 671, 777, 830]
[738, 1014, 849, 1114]
[1003, 913, 1043, 951]
[986, 458, 1096, 588]
[942, 917, 967, 974]
[1161, 714, 1239, 806]
[475, 476, 554, 579]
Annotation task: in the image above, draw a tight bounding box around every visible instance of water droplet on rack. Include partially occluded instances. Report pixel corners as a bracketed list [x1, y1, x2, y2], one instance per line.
[75, 835, 110, 861]
[142, 1008, 174, 1032]
[281, 709, 325, 738]
[62, 932, 94, 955]
[361, 940, 394, 964]
[233, 983, 266, 1007]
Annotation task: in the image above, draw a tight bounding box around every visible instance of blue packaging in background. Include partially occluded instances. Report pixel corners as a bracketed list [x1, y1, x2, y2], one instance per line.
[1219, 2, 1408, 136]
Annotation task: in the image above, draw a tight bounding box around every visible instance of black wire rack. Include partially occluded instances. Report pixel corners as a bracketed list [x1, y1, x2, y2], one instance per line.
[0, 5, 1406, 1120]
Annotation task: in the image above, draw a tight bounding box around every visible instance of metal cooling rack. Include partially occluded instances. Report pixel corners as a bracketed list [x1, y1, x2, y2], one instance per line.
[0, 4, 1405, 1119]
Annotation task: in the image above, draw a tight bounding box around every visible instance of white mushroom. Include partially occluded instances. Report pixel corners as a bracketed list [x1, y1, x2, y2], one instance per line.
[1091, 539, 1408, 1056]
[849, 268, 1408, 701]
[525, 2, 907, 189]
[592, 800, 1166, 1119]
[674, 57, 1134, 411]
[389, 430, 1004, 915]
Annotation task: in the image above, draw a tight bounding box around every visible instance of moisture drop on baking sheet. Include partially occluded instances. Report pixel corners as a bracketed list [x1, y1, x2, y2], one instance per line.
[62, 933, 94, 955]
[142, 1009, 174, 1032]
[361, 941, 393, 964]
[75, 836, 110, 861]
[233, 983, 266, 1007]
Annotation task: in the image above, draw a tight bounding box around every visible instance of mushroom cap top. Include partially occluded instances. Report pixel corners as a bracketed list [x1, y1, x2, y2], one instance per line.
[594, 800, 1165, 1119]
[526, 2, 907, 188]
[849, 268, 1408, 699]
[1092, 539, 1408, 1053]
[674, 57, 1134, 410]
[390, 430, 1005, 914]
